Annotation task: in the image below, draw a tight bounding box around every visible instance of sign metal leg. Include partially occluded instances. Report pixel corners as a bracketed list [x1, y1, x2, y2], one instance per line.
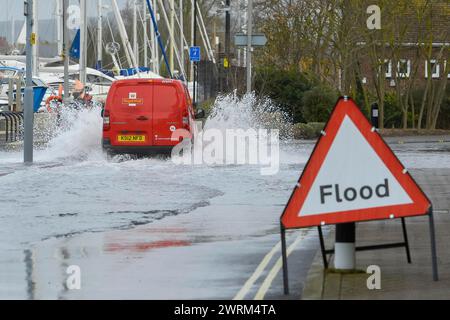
[428, 208, 439, 281]
[280, 224, 289, 295]
[401, 218, 412, 264]
[318, 226, 328, 269]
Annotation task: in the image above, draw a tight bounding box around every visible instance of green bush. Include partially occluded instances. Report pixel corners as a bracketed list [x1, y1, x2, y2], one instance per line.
[383, 92, 402, 128]
[301, 85, 339, 123]
[254, 66, 315, 123]
[436, 86, 450, 130]
[293, 122, 325, 139]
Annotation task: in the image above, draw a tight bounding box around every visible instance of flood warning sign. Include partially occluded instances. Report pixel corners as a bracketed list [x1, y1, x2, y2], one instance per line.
[281, 97, 430, 229]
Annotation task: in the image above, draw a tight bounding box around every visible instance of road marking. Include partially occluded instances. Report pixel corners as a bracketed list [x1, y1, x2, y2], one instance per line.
[254, 234, 305, 300]
[233, 242, 281, 300]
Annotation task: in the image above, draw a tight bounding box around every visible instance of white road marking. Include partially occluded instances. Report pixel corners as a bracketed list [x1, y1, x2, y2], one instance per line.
[233, 242, 281, 300]
[254, 234, 305, 300]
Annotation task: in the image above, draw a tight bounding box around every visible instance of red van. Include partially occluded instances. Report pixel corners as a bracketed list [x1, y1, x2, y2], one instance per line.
[102, 78, 204, 155]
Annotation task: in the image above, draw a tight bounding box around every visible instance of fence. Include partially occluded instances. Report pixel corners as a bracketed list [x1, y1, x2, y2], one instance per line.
[196, 61, 247, 103]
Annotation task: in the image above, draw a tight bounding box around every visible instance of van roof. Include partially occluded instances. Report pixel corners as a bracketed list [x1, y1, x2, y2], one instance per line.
[112, 78, 183, 86]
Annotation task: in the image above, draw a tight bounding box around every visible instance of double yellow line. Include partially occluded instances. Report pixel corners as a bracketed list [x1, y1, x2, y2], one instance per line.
[233, 233, 306, 300]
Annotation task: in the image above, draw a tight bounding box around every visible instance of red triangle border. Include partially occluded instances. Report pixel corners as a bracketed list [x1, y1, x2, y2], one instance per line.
[281, 97, 431, 229]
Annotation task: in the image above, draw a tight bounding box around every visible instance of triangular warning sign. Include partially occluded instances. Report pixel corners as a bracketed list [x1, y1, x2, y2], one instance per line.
[281, 97, 431, 229]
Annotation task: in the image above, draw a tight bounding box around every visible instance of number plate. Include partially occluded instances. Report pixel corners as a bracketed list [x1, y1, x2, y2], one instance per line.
[117, 135, 146, 142]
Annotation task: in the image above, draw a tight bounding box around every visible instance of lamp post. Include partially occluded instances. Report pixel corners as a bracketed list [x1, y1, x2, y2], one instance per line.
[24, 0, 34, 163]
[246, 0, 253, 93]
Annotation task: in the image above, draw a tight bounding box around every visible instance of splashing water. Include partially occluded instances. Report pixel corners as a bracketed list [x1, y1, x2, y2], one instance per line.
[204, 92, 293, 139]
[39, 106, 105, 162]
[0, 92, 300, 166]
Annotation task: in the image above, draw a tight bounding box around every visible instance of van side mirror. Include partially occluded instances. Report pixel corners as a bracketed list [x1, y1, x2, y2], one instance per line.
[195, 109, 206, 119]
[101, 108, 105, 117]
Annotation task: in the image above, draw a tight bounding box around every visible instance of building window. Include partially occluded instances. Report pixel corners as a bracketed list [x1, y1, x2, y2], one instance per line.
[397, 59, 410, 78]
[425, 60, 440, 79]
[383, 59, 392, 78]
[446, 61, 450, 79]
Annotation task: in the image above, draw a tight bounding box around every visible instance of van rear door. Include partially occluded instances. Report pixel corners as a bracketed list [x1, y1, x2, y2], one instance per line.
[152, 82, 183, 146]
[109, 81, 154, 146]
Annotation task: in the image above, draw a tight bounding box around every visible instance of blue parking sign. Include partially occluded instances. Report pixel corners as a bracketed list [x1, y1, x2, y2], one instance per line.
[189, 46, 201, 62]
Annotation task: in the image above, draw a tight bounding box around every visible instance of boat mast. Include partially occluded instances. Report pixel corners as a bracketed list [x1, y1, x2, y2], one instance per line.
[79, 0, 87, 83]
[179, 0, 184, 78]
[145, 0, 172, 78]
[169, 0, 175, 72]
[196, 1, 215, 63]
[151, 0, 159, 73]
[133, 0, 139, 66]
[111, 0, 138, 70]
[143, 0, 148, 68]
[11, 17, 15, 50]
[97, 0, 103, 69]
[63, 0, 70, 104]
[56, 0, 63, 57]
[157, 0, 186, 79]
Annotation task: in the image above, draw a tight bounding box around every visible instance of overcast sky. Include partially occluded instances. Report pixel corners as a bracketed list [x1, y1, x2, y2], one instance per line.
[0, 0, 130, 22]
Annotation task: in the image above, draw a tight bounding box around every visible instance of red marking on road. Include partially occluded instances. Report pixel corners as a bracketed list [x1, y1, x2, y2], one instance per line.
[105, 240, 191, 253]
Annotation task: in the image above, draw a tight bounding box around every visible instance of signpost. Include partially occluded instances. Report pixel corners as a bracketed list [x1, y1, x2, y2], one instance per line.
[234, 33, 267, 47]
[190, 46, 200, 105]
[280, 96, 438, 294]
[189, 46, 201, 62]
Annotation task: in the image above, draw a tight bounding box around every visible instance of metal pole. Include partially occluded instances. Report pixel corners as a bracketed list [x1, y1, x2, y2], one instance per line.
[170, 0, 175, 71]
[143, 0, 148, 68]
[318, 226, 329, 268]
[180, 0, 184, 77]
[280, 224, 289, 295]
[401, 218, 412, 264]
[79, 0, 87, 83]
[196, 1, 215, 63]
[56, 0, 63, 56]
[246, 0, 253, 93]
[32, 0, 39, 77]
[153, 0, 159, 73]
[145, 0, 173, 78]
[24, 0, 34, 164]
[237, 0, 242, 66]
[334, 223, 356, 270]
[133, 0, 139, 66]
[112, 0, 138, 70]
[157, 0, 187, 79]
[63, 0, 70, 105]
[97, 0, 103, 69]
[12, 17, 15, 50]
[225, 0, 230, 57]
[193, 0, 197, 103]
[428, 208, 439, 281]
[190, 0, 195, 82]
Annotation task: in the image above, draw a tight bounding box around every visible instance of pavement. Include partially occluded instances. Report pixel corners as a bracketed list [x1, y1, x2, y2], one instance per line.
[302, 168, 450, 300]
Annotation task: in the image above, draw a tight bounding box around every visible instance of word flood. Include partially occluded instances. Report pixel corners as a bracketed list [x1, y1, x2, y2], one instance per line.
[320, 179, 390, 204]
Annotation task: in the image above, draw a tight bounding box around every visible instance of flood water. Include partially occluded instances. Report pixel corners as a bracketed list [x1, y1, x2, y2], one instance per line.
[1, 93, 449, 299]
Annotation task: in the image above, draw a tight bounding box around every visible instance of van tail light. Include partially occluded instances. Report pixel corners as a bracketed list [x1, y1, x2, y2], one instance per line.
[103, 110, 110, 131]
[182, 111, 190, 130]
